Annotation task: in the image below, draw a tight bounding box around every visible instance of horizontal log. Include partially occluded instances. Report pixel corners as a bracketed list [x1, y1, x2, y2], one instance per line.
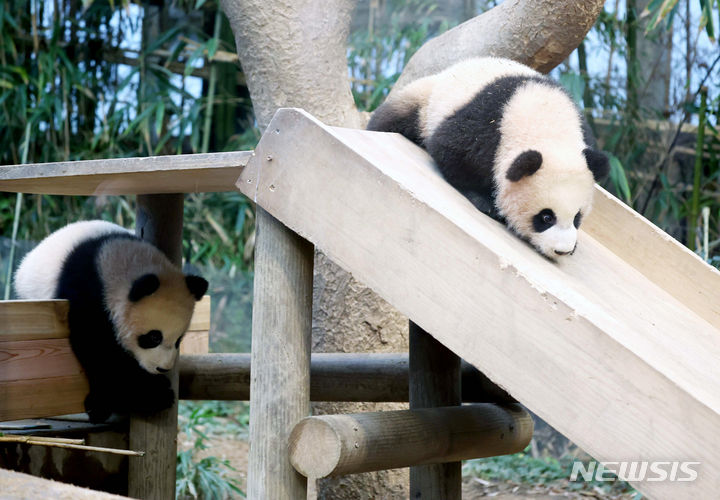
[288, 404, 533, 478]
[178, 353, 515, 403]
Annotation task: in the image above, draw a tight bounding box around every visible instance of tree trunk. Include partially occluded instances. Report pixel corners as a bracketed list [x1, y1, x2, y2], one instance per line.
[394, 0, 606, 88]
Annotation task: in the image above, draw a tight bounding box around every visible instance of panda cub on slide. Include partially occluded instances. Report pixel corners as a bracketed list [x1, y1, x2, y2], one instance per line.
[367, 57, 609, 259]
[15, 221, 208, 423]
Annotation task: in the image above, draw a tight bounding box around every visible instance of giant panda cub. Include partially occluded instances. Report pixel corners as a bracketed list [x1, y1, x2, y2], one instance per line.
[14, 220, 208, 423]
[367, 57, 609, 259]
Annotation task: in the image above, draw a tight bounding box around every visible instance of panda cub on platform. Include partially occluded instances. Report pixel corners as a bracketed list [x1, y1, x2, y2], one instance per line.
[367, 57, 609, 259]
[15, 220, 208, 423]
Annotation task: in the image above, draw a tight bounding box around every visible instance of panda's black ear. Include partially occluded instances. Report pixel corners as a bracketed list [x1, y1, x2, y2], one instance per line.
[129, 274, 160, 302]
[185, 275, 208, 301]
[583, 148, 610, 182]
[506, 150, 542, 182]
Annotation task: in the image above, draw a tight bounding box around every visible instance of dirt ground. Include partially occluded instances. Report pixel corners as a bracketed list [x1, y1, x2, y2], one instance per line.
[180, 432, 634, 500]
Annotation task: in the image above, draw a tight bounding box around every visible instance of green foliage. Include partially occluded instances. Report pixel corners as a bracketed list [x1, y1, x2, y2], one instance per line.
[176, 401, 249, 499]
[176, 450, 244, 500]
[462, 446, 635, 496]
[559, 71, 586, 106]
[645, 0, 719, 40]
[347, 0, 451, 112]
[179, 400, 249, 440]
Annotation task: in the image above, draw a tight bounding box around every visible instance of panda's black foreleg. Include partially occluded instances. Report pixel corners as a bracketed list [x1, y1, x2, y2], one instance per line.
[84, 384, 114, 423]
[124, 370, 175, 416]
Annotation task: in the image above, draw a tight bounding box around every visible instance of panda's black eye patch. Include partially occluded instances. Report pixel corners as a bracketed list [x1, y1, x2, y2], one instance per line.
[574, 211, 583, 229]
[532, 209, 556, 232]
[138, 330, 163, 349]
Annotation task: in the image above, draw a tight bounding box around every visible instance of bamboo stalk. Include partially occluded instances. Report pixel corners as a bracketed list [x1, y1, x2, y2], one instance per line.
[0, 435, 85, 445]
[200, 10, 222, 155]
[688, 87, 708, 252]
[0, 435, 144, 456]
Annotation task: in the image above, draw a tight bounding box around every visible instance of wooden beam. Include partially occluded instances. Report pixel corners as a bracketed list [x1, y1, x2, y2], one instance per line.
[237, 108, 720, 499]
[178, 353, 514, 403]
[288, 404, 533, 478]
[0, 151, 250, 195]
[247, 207, 314, 500]
[409, 323, 461, 499]
[0, 374, 89, 422]
[0, 297, 209, 342]
[0, 468, 128, 499]
[584, 186, 720, 330]
[0, 300, 69, 341]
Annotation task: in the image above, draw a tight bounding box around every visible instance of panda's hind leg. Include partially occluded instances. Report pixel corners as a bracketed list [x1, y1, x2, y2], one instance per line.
[366, 101, 424, 147]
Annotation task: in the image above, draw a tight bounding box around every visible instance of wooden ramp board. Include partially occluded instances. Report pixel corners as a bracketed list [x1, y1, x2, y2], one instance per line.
[237, 108, 720, 499]
[0, 151, 251, 195]
[0, 468, 129, 499]
[0, 297, 210, 421]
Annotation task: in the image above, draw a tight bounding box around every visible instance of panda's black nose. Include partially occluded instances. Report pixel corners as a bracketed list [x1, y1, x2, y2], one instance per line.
[157, 367, 169, 373]
[554, 250, 571, 256]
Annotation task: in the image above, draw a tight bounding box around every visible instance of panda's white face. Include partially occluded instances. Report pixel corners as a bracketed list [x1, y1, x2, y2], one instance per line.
[123, 286, 195, 373]
[496, 150, 596, 260]
[98, 239, 207, 374]
[526, 208, 581, 259]
[493, 81, 602, 260]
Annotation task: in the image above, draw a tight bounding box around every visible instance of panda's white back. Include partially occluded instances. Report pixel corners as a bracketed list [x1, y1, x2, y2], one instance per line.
[14, 220, 130, 299]
[420, 57, 538, 139]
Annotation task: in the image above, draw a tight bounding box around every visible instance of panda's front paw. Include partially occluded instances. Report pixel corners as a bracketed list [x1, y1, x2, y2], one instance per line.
[158, 387, 175, 411]
[131, 375, 175, 415]
[85, 392, 112, 423]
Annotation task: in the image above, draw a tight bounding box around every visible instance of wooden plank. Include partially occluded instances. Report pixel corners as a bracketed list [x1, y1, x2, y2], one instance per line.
[0, 296, 209, 342]
[179, 331, 209, 355]
[178, 353, 510, 403]
[0, 151, 251, 195]
[0, 336, 206, 385]
[0, 468, 129, 499]
[247, 207, 313, 500]
[0, 300, 69, 341]
[288, 404, 532, 478]
[409, 323, 461, 500]
[237, 108, 720, 499]
[0, 338, 82, 382]
[187, 295, 211, 332]
[0, 375, 88, 421]
[584, 186, 720, 329]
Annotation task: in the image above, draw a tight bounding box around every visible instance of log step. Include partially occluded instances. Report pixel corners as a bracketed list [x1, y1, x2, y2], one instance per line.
[288, 404, 533, 478]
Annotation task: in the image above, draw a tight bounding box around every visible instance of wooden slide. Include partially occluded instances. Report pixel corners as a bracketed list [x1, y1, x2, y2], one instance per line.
[236, 109, 720, 499]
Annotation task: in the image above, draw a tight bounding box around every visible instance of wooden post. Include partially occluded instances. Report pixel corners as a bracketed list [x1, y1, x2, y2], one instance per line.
[288, 404, 533, 478]
[248, 207, 314, 500]
[409, 322, 461, 499]
[129, 193, 184, 500]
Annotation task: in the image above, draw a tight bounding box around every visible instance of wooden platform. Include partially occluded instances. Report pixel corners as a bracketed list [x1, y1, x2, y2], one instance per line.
[0, 151, 251, 195]
[0, 297, 210, 421]
[237, 108, 720, 499]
